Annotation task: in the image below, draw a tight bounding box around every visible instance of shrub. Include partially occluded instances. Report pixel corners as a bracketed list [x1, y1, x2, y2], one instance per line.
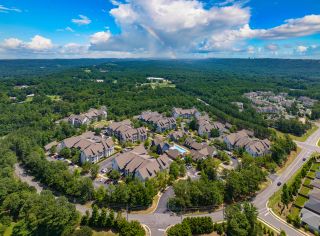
[182, 217, 214, 234]
[167, 222, 192, 236]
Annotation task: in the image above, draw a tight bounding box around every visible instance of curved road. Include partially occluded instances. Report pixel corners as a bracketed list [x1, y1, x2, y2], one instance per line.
[129, 123, 320, 236]
[15, 123, 320, 236]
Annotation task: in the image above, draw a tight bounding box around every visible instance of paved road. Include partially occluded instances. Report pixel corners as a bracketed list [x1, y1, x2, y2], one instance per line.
[253, 122, 320, 236]
[14, 163, 44, 193]
[129, 210, 224, 236]
[154, 187, 174, 213]
[130, 123, 320, 236]
[14, 123, 320, 235]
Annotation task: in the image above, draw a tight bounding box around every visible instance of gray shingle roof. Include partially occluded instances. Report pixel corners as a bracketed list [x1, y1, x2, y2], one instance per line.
[301, 208, 320, 230]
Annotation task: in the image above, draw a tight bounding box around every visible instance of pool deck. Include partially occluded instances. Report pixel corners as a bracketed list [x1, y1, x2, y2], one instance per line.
[170, 143, 190, 154]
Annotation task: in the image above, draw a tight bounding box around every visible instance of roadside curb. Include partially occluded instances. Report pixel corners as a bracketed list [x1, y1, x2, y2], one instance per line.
[150, 191, 163, 214]
[257, 218, 280, 234]
[267, 201, 309, 236]
[142, 224, 152, 236]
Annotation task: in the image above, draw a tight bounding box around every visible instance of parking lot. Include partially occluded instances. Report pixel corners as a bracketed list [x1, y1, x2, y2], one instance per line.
[186, 165, 200, 180]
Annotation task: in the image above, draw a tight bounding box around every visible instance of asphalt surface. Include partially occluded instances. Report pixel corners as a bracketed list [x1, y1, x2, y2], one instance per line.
[14, 163, 44, 193]
[130, 123, 320, 236]
[14, 123, 320, 236]
[154, 186, 174, 213]
[253, 123, 320, 236]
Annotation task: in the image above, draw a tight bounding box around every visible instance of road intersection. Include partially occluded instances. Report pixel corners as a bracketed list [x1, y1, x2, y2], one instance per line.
[15, 123, 320, 236]
[130, 123, 320, 235]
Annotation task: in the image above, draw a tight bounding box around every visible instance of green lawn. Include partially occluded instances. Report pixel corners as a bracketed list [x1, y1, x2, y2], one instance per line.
[307, 171, 316, 179]
[47, 95, 62, 101]
[303, 178, 312, 187]
[3, 223, 15, 236]
[139, 81, 176, 89]
[25, 96, 33, 102]
[299, 186, 312, 197]
[310, 163, 320, 172]
[294, 195, 308, 208]
[290, 207, 301, 218]
[288, 124, 318, 142]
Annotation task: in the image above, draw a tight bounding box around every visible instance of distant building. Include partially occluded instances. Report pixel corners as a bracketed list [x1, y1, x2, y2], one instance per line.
[197, 114, 225, 137]
[62, 106, 107, 126]
[151, 136, 170, 154]
[184, 137, 203, 151]
[268, 95, 285, 103]
[190, 145, 216, 161]
[255, 105, 280, 114]
[139, 111, 176, 132]
[112, 145, 171, 181]
[172, 107, 200, 119]
[224, 130, 271, 157]
[165, 149, 181, 160]
[309, 189, 320, 202]
[232, 102, 244, 111]
[106, 120, 147, 143]
[147, 77, 166, 82]
[57, 131, 114, 164]
[298, 96, 317, 108]
[169, 130, 185, 142]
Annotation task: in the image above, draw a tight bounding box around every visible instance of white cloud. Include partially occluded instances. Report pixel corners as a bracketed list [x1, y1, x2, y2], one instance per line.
[1, 1, 320, 59]
[259, 15, 320, 39]
[265, 43, 279, 51]
[110, 0, 121, 6]
[97, 0, 320, 57]
[0, 5, 21, 13]
[57, 26, 75, 32]
[1, 35, 53, 52]
[65, 27, 74, 32]
[296, 45, 308, 53]
[25, 35, 53, 51]
[72, 15, 91, 26]
[2, 38, 23, 49]
[90, 31, 111, 45]
[60, 43, 89, 54]
[90, 0, 251, 55]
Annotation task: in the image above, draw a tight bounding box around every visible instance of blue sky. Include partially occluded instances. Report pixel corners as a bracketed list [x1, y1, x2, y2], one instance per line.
[0, 0, 320, 58]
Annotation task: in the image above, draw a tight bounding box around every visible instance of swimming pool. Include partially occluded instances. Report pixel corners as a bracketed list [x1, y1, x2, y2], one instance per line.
[170, 144, 188, 154]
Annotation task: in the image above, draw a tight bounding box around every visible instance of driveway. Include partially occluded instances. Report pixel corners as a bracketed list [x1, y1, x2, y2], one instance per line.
[155, 187, 174, 213]
[14, 163, 43, 193]
[14, 123, 320, 236]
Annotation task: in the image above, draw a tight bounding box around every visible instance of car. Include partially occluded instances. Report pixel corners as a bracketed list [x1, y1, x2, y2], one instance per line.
[303, 158, 306, 161]
[101, 168, 107, 173]
[277, 181, 282, 186]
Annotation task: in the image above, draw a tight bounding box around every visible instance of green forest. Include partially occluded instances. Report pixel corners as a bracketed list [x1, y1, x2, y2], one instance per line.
[0, 59, 319, 235]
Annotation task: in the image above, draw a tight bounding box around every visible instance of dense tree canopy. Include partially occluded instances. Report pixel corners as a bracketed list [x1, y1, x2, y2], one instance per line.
[0, 58, 319, 234]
